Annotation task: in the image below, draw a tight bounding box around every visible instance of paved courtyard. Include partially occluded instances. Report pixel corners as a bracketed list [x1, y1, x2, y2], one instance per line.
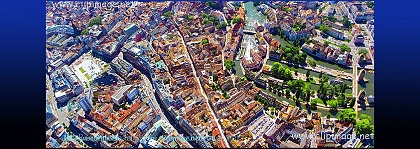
[72, 55, 102, 87]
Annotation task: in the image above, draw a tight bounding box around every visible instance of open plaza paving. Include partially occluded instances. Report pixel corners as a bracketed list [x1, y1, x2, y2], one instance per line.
[248, 113, 275, 140]
[71, 54, 104, 87]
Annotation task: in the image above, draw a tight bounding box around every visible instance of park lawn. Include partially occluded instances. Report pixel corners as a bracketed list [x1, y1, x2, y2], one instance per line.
[84, 74, 91, 80]
[79, 67, 86, 73]
[313, 98, 324, 105]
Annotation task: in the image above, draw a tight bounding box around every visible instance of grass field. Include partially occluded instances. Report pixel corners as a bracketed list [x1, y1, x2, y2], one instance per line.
[84, 73, 91, 80]
[79, 67, 86, 73]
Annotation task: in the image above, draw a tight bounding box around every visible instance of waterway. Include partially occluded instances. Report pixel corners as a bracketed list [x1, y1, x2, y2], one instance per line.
[234, 60, 244, 77]
[244, 2, 267, 29]
[360, 71, 374, 96]
[234, 2, 268, 77]
[307, 57, 353, 74]
[358, 70, 374, 124]
[240, 2, 373, 119]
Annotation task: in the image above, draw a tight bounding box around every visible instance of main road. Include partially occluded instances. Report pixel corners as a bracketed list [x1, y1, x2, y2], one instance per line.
[352, 51, 359, 117]
[46, 74, 70, 127]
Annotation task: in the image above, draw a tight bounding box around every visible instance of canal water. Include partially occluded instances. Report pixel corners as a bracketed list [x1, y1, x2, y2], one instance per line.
[244, 2, 267, 28]
[235, 2, 268, 77]
[273, 35, 289, 47]
[358, 70, 374, 124]
[235, 60, 244, 77]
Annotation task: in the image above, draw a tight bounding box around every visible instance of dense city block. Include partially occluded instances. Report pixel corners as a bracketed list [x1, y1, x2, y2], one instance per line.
[46, 1, 374, 148]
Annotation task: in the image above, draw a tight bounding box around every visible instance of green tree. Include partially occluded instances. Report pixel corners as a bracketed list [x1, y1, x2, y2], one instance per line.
[299, 53, 307, 64]
[285, 88, 291, 97]
[355, 119, 374, 135]
[303, 82, 311, 92]
[212, 49, 217, 54]
[339, 44, 351, 52]
[205, 1, 218, 9]
[321, 75, 329, 83]
[308, 59, 316, 67]
[358, 48, 369, 56]
[339, 84, 348, 94]
[292, 55, 300, 63]
[221, 22, 227, 28]
[337, 109, 357, 124]
[187, 15, 194, 20]
[337, 95, 347, 108]
[306, 70, 310, 79]
[365, 2, 374, 9]
[359, 114, 372, 122]
[343, 16, 352, 28]
[325, 16, 337, 23]
[325, 85, 333, 99]
[203, 18, 209, 25]
[81, 29, 89, 35]
[213, 73, 218, 82]
[323, 41, 330, 46]
[271, 62, 280, 76]
[349, 97, 356, 108]
[319, 24, 329, 34]
[284, 47, 292, 53]
[344, 39, 350, 43]
[201, 38, 209, 45]
[310, 99, 317, 110]
[327, 100, 338, 110]
[304, 90, 311, 103]
[216, 25, 221, 30]
[277, 65, 285, 79]
[224, 60, 236, 71]
[87, 16, 103, 27]
[209, 16, 216, 23]
[163, 11, 174, 18]
[222, 90, 230, 99]
[120, 102, 127, 110]
[232, 16, 241, 24]
[284, 68, 293, 81]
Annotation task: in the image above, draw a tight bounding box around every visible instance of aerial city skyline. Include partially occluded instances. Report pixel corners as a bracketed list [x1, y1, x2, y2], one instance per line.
[46, 1, 374, 148]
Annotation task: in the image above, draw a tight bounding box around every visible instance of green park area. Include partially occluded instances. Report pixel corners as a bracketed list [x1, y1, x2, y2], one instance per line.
[79, 67, 86, 73]
[84, 73, 91, 80]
